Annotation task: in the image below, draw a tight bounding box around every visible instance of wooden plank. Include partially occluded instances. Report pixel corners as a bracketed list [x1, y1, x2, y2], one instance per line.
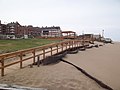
[22, 56, 34, 61]
[43, 49, 45, 59]
[0, 56, 34, 70]
[1, 60, 21, 69]
[52, 48, 57, 51]
[0, 52, 20, 60]
[35, 53, 43, 57]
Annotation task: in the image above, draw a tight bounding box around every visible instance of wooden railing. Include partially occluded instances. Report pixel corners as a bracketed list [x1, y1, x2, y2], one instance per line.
[0, 40, 90, 76]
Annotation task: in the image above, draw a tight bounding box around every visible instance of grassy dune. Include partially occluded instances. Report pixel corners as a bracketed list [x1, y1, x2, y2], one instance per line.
[0, 39, 60, 54]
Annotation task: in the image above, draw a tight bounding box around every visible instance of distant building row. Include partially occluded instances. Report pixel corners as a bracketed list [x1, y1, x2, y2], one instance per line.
[0, 20, 62, 39]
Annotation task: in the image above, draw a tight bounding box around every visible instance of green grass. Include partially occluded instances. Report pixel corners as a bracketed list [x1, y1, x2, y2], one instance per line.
[0, 39, 61, 53]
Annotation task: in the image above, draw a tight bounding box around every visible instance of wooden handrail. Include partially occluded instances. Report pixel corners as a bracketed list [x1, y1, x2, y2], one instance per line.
[0, 39, 91, 76]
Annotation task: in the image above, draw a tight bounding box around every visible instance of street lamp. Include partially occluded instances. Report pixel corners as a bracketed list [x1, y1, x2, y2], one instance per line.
[82, 30, 85, 45]
[82, 30, 84, 35]
[102, 30, 104, 38]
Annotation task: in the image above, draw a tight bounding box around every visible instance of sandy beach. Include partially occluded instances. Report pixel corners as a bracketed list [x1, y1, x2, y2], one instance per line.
[63, 42, 120, 90]
[0, 60, 104, 90]
[0, 42, 120, 90]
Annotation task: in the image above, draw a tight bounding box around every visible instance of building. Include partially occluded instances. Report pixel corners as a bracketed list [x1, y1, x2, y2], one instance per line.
[79, 34, 94, 43]
[33, 27, 41, 37]
[27, 25, 41, 38]
[15, 26, 28, 38]
[0, 20, 7, 35]
[0, 20, 62, 39]
[14, 25, 41, 38]
[62, 31, 76, 39]
[6, 22, 21, 35]
[93, 34, 101, 41]
[0, 21, 42, 39]
[0, 20, 8, 39]
[41, 26, 62, 37]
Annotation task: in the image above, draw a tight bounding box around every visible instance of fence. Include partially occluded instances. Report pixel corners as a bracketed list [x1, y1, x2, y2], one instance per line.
[0, 40, 90, 76]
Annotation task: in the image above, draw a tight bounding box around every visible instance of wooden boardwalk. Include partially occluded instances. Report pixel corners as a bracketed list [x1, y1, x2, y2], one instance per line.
[0, 40, 90, 76]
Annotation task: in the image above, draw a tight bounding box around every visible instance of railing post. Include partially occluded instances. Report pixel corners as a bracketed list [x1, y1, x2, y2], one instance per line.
[69, 41, 71, 49]
[43, 49, 45, 59]
[20, 52, 23, 69]
[72, 41, 74, 48]
[74, 41, 75, 47]
[50, 47, 52, 56]
[56, 45, 58, 53]
[1, 58, 4, 76]
[32, 49, 35, 64]
[77, 41, 78, 47]
[76, 41, 78, 47]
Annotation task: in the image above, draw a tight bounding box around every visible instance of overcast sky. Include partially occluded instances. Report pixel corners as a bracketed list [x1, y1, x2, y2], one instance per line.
[0, 0, 120, 41]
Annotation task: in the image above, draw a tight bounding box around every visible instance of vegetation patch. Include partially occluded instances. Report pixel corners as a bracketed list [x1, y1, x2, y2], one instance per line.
[0, 39, 60, 54]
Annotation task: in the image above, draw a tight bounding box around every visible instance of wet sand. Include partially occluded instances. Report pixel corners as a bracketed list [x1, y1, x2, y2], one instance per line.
[63, 42, 120, 90]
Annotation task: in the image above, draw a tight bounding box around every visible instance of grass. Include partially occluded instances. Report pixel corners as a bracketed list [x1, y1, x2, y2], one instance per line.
[0, 39, 61, 54]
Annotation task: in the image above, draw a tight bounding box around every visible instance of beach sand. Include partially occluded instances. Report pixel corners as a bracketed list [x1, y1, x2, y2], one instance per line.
[0, 61, 105, 90]
[63, 42, 120, 90]
[0, 42, 119, 90]
[0, 56, 106, 90]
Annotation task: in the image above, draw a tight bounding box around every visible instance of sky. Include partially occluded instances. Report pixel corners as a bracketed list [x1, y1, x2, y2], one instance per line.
[0, 0, 120, 41]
